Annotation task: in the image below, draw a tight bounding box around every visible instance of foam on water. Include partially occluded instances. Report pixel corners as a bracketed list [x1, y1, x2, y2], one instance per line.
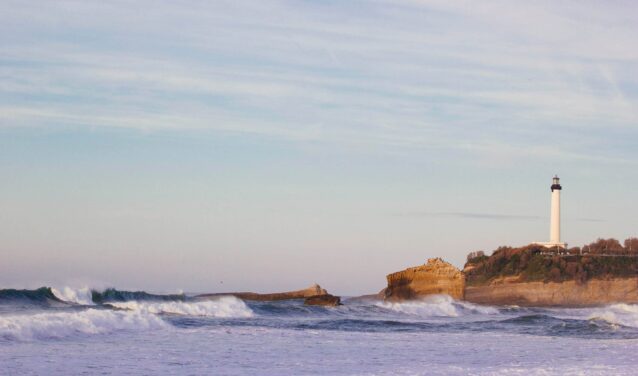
[109, 296, 254, 318]
[587, 303, 638, 328]
[377, 294, 499, 317]
[51, 286, 94, 305]
[1, 291, 637, 375]
[0, 309, 167, 341]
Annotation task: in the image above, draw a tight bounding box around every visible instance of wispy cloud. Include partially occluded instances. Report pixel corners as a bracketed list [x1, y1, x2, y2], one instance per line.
[396, 211, 605, 222]
[1, 0, 637, 163]
[399, 211, 543, 221]
[573, 217, 606, 223]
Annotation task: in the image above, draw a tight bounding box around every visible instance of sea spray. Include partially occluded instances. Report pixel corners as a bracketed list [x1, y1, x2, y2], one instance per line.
[0, 309, 168, 341]
[109, 296, 254, 318]
[587, 303, 638, 328]
[376, 294, 499, 318]
[51, 287, 94, 305]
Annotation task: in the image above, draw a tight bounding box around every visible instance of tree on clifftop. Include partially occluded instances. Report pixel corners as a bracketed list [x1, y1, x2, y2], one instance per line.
[624, 238, 638, 254]
[583, 238, 623, 255]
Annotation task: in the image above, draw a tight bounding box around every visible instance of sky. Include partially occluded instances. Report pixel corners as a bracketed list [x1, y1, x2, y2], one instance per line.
[1, 1, 637, 295]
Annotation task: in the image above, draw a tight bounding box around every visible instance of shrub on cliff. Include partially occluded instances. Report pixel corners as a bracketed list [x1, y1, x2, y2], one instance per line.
[583, 238, 624, 255]
[624, 238, 638, 254]
[466, 250, 487, 264]
[464, 239, 638, 286]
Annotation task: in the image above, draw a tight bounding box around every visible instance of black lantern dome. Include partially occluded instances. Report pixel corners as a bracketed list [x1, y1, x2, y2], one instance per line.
[551, 175, 562, 191]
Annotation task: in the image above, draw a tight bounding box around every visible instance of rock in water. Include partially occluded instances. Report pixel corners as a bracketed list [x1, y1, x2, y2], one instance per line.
[384, 258, 465, 301]
[196, 284, 329, 302]
[304, 294, 342, 306]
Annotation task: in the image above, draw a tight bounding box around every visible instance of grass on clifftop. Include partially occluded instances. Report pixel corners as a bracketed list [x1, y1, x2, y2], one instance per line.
[464, 238, 638, 286]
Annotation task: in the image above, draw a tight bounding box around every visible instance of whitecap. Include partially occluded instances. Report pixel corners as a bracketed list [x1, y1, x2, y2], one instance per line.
[379, 295, 459, 317]
[109, 296, 254, 318]
[51, 286, 95, 305]
[0, 309, 167, 341]
[587, 303, 638, 328]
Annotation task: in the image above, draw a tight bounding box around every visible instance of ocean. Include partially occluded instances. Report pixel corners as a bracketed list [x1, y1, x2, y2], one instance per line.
[1, 287, 637, 375]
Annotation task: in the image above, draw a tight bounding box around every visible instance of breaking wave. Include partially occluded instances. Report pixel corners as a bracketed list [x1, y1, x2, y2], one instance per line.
[376, 294, 499, 317]
[0, 287, 187, 306]
[90, 288, 186, 303]
[587, 303, 638, 328]
[2, 287, 637, 343]
[51, 287, 94, 305]
[0, 309, 168, 341]
[0, 287, 254, 342]
[0, 287, 63, 305]
[109, 297, 254, 318]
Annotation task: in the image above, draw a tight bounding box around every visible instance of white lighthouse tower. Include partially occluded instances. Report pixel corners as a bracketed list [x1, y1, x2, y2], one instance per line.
[536, 175, 567, 249]
[549, 175, 562, 245]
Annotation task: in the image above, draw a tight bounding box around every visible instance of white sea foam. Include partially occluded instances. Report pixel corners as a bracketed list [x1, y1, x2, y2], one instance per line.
[377, 294, 499, 317]
[51, 286, 94, 305]
[587, 303, 638, 328]
[455, 299, 500, 315]
[109, 296, 254, 318]
[0, 309, 167, 341]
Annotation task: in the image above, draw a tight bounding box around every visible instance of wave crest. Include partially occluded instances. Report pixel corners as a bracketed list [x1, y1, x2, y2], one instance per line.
[0, 287, 62, 305]
[377, 294, 499, 317]
[91, 288, 186, 303]
[0, 309, 167, 341]
[109, 296, 254, 318]
[51, 287, 94, 305]
[588, 303, 638, 328]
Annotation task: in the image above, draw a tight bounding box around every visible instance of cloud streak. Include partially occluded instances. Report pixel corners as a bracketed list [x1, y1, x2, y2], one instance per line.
[401, 211, 543, 220]
[1, 0, 637, 163]
[397, 211, 605, 222]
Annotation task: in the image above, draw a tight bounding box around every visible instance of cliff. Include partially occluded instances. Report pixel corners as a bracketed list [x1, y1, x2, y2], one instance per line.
[462, 243, 638, 306]
[384, 258, 465, 301]
[464, 244, 638, 286]
[196, 284, 329, 301]
[464, 277, 638, 306]
[382, 241, 638, 306]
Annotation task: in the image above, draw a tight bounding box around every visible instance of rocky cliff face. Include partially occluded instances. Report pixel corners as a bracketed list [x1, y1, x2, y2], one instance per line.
[464, 277, 638, 307]
[384, 258, 465, 301]
[383, 257, 638, 306]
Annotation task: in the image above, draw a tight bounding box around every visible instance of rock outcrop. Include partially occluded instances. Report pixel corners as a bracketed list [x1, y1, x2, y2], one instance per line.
[304, 294, 342, 306]
[383, 255, 638, 306]
[197, 284, 329, 301]
[384, 258, 465, 301]
[465, 277, 638, 307]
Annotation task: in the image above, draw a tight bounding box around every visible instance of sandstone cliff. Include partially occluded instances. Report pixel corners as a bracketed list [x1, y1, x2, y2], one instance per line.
[464, 277, 638, 307]
[383, 253, 638, 306]
[461, 242, 638, 306]
[197, 284, 329, 301]
[384, 258, 465, 301]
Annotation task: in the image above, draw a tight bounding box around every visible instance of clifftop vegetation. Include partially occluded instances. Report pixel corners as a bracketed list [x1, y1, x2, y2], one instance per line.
[464, 238, 638, 286]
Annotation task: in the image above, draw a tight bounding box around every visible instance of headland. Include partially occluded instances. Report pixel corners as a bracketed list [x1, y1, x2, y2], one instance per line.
[384, 238, 638, 307]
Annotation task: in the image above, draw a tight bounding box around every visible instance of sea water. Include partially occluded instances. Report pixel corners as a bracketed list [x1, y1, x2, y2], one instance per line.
[1, 287, 637, 375]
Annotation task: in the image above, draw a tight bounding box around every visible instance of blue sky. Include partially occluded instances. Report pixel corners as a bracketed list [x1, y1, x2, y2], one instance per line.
[1, 1, 637, 294]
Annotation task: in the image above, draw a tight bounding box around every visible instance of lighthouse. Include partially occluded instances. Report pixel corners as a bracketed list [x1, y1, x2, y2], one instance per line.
[535, 175, 567, 249]
[550, 175, 562, 245]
